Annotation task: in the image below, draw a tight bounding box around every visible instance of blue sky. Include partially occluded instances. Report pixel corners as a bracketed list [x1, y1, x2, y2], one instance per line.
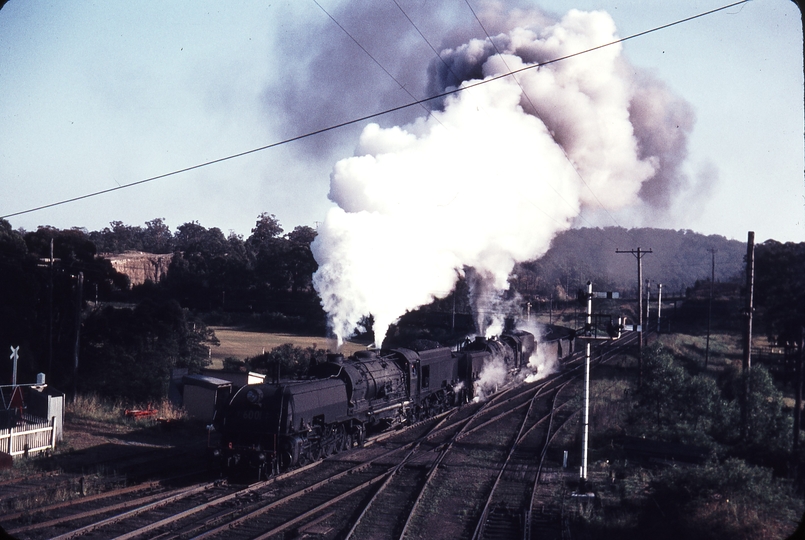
[0, 0, 802, 243]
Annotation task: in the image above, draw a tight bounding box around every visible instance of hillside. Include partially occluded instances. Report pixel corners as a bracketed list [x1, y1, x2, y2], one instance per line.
[516, 227, 747, 299]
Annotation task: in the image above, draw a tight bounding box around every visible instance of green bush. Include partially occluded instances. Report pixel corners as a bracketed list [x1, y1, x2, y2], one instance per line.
[647, 458, 799, 540]
[246, 343, 329, 380]
[633, 343, 736, 449]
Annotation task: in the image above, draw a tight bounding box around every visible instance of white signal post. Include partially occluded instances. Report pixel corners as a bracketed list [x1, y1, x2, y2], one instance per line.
[576, 282, 627, 490]
[581, 282, 592, 483]
[657, 283, 663, 333]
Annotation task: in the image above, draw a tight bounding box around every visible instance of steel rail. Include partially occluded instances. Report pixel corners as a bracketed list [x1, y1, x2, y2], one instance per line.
[395, 393, 503, 540]
[190, 411, 464, 540]
[469, 385, 546, 540]
[48, 482, 220, 540]
[342, 412, 458, 540]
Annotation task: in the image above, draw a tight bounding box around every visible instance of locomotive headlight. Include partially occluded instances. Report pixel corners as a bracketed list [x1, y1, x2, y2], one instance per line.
[246, 388, 263, 404]
[257, 452, 266, 462]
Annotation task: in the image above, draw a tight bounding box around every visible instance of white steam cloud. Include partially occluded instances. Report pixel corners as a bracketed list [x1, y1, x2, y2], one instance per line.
[524, 340, 561, 384]
[312, 9, 693, 345]
[473, 356, 509, 402]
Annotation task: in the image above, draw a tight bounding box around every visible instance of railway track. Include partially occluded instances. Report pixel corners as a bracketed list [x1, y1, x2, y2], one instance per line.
[0, 435, 211, 524]
[2, 334, 640, 540]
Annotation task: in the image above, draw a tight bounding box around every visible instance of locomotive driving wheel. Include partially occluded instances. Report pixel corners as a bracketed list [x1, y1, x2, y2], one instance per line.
[344, 431, 354, 450]
[334, 423, 347, 453]
[322, 424, 337, 457]
[352, 425, 366, 447]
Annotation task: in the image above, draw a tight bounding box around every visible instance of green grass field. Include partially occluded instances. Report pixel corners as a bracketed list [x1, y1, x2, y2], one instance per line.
[208, 327, 369, 369]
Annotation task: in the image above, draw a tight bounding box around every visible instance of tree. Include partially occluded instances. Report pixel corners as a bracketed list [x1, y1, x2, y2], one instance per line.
[166, 222, 234, 309]
[89, 221, 144, 253]
[754, 240, 805, 345]
[18, 226, 129, 385]
[246, 343, 328, 381]
[728, 365, 792, 464]
[284, 226, 318, 294]
[0, 220, 41, 384]
[142, 218, 173, 253]
[634, 342, 736, 448]
[249, 212, 283, 244]
[246, 214, 290, 299]
[79, 299, 216, 401]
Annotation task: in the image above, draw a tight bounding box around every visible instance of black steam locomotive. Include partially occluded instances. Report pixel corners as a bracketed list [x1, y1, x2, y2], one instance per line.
[217, 331, 539, 478]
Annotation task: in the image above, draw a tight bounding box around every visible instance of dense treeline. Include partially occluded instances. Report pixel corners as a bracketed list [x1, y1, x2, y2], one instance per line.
[754, 240, 805, 346]
[0, 213, 321, 399]
[1, 214, 803, 402]
[93, 213, 321, 318]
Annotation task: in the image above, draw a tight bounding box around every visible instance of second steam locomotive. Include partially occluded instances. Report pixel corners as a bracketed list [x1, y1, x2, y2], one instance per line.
[217, 329, 569, 478]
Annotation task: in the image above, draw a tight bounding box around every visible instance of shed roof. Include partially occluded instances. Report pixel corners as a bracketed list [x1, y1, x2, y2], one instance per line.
[182, 374, 232, 390]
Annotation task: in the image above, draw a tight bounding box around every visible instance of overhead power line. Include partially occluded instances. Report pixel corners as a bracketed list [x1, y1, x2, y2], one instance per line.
[463, 0, 603, 231]
[0, 0, 750, 221]
[312, 0, 437, 122]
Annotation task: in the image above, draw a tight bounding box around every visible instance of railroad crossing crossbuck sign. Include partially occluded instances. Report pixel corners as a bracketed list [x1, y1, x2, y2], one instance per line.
[10, 345, 19, 386]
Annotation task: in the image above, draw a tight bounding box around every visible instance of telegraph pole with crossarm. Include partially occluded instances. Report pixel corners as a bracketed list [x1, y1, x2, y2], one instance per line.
[616, 248, 652, 387]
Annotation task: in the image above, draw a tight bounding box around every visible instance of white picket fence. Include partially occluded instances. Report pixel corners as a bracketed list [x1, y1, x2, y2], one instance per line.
[0, 415, 56, 457]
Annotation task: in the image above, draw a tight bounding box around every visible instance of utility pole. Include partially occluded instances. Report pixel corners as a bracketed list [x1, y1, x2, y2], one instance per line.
[741, 232, 755, 440]
[48, 238, 54, 378]
[795, 329, 803, 455]
[452, 294, 455, 332]
[73, 272, 83, 397]
[616, 248, 652, 387]
[705, 248, 717, 368]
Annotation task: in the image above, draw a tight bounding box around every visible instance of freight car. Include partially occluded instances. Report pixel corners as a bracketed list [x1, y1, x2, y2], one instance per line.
[216, 329, 552, 478]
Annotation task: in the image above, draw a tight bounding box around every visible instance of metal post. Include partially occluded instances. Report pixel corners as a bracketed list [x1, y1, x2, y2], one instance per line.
[581, 341, 591, 482]
[657, 284, 663, 333]
[742, 231, 755, 440]
[580, 282, 592, 483]
[706, 248, 716, 367]
[48, 238, 54, 379]
[452, 294, 455, 331]
[73, 272, 83, 397]
[638, 252, 644, 382]
[645, 279, 651, 344]
[616, 248, 652, 388]
[795, 330, 803, 455]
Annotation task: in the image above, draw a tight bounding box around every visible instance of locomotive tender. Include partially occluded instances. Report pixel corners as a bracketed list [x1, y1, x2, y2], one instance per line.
[218, 331, 539, 477]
